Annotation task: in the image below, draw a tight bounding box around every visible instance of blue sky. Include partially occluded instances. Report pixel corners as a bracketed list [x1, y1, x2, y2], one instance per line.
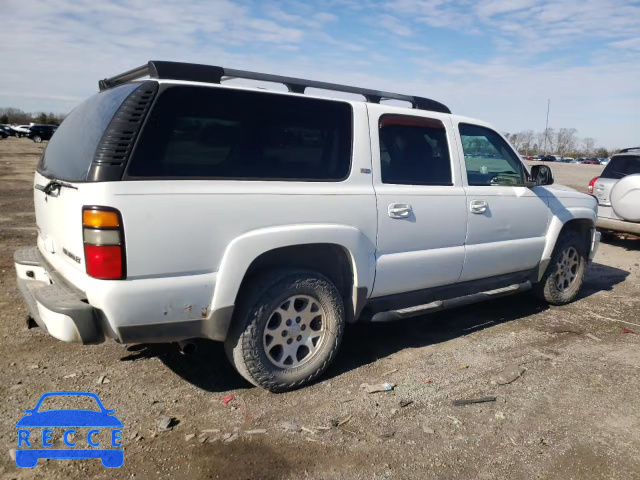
[1, 0, 639, 148]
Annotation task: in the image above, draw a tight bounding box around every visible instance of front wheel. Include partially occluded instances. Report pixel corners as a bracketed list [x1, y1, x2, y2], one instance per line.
[225, 270, 345, 392]
[33, 135, 42, 143]
[534, 230, 587, 305]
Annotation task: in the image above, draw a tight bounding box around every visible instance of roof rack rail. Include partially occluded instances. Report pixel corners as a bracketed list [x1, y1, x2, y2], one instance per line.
[99, 60, 451, 114]
[619, 147, 640, 153]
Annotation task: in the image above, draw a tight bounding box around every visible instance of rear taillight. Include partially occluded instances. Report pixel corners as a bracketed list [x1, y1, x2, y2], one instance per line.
[82, 207, 125, 280]
[588, 177, 599, 195]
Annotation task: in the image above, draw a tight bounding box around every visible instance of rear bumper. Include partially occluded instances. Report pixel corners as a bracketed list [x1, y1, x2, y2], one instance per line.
[14, 247, 103, 344]
[597, 217, 640, 235]
[15, 246, 232, 344]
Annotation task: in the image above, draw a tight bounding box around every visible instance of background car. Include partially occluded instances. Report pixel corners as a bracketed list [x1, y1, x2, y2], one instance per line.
[590, 147, 640, 236]
[583, 158, 600, 165]
[572, 157, 586, 164]
[27, 124, 57, 143]
[11, 125, 31, 138]
[599, 158, 610, 165]
[0, 127, 8, 139]
[540, 155, 557, 161]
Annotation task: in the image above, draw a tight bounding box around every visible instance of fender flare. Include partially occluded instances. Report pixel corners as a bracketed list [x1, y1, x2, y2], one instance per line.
[538, 206, 596, 280]
[211, 223, 376, 315]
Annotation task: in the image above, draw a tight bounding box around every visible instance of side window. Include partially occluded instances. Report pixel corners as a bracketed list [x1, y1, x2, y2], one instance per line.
[127, 86, 352, 181]
[379, 115, 452, 186]
[459, 123, 524, 186]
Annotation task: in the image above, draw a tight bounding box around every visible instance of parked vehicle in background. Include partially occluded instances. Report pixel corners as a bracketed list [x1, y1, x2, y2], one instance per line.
[0, 128, 7, 140]
[599, 158, 609, 165]
[1, 125, 15, 137]
[12, 125, 31, 137]
[27, 125, 58, 143]
[14, 60, 600, 392]
[583, 158, 600, 165]
[590, 147, 640, 236]
[540, 155, 558, 162]
[573, 158, 586, 164]
[561, 157, 574, 163]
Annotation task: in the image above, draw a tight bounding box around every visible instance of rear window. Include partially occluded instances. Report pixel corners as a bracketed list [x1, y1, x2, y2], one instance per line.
[37, 83, 139, 181]
[127, 86, 352, 181]
[601, 155, 640, 179]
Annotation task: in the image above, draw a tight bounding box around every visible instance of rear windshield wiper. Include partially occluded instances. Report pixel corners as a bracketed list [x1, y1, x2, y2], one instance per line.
[35, 179, 78, 197]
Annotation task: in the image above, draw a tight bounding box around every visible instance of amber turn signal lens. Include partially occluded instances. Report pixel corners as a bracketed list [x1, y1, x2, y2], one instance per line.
[83, 209, 119, 228]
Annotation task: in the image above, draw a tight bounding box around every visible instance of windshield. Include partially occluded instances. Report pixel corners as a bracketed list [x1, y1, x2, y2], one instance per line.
[37, 83, 139, 181]
[601, 155, 640, 179]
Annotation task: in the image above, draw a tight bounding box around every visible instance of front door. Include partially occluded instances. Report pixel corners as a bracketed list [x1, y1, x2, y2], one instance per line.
[453, 122, 549, 282]
[368, 105, 468, 298]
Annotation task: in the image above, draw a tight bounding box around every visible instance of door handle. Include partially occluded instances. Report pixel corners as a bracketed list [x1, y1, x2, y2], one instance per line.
[470, 200, 488, 214]
[388, 203, 412, 219]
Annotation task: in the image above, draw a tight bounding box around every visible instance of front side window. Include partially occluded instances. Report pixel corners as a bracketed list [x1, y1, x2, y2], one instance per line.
[127, 86, 352, 181]
[459, 123, 524, 186]
[379, 115, 452, 185]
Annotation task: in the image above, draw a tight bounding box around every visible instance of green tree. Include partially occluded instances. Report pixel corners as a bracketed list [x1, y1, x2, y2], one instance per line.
[0, 114, 8, 124]
[595, 147, 609, 158]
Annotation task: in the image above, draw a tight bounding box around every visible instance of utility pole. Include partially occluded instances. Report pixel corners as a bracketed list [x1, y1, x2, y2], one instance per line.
[543, 98, 550, 155]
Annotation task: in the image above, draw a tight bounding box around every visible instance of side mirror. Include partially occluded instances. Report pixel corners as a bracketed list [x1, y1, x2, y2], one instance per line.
[530, 164, 554, 186]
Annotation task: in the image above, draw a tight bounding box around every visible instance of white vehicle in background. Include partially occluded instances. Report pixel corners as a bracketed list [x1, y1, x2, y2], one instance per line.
[11, 125, 31, 137]
[590, 147, 640, 235]
[14, 61, 600, 392]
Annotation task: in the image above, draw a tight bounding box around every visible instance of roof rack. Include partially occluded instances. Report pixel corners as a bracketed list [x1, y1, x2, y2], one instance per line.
[99, 60, 451, 114]
[619, 147, 640, 153]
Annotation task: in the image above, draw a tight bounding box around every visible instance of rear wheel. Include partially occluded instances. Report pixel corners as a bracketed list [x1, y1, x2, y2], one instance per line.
[534, 230, 587, 305]
[33, 135, 42, 143]
[225, 269, 345, 392]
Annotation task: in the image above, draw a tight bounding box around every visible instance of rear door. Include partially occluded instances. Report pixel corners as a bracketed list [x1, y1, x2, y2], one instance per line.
[368, 105, 467, 298]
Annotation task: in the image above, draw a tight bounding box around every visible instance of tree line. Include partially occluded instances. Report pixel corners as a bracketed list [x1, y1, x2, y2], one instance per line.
[504, 128, 615, 158]
[0, 107, 65, 126]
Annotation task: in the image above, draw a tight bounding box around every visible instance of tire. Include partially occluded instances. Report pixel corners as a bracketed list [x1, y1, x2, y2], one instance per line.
[534, 230, 587, 305]
[33, 135, 42, 143]
[225, 269, 345, 392]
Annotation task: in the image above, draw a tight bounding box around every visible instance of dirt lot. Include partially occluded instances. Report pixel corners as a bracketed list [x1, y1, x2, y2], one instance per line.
[1, 138, 639, 479]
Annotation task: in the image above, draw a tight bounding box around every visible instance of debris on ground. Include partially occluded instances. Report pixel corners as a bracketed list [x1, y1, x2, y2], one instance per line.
[422, 425, 435, 434]
[549, 325, 582, 334]
[424, 379, 432, 384]
[495, 411, 506, 420]
[96, 375, 110, 384]
[381, 368, 398, 376]
[245, 429, 267, 435]
[281, 421, 302, 433]
[63, 373, 76, 379]
[301, 426, 316, 434]
[315, 426, 331, 431]
[157, 415, 176, 432]
[201, 428, 220, 434]
[453, 396, 496, 406]
[621, 328, 635, 334]
[399, 399, 414, 408]
[447, 415, 463, 426]
[128, 431, 139, 440]
[491, 365, 526, 385]
[185, 433, 195, 441]
[222, 432, 239, 442]
[460, 364, 469, 369]
[585, 333, 603, 342]
[360, 382, 395, 393]
[221, 394, 235, 406]
[336, 414, 353, 427]
[9, 448, 16, 461]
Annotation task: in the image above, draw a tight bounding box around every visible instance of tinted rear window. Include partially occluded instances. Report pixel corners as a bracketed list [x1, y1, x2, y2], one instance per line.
[127, 86, 352, 181]
[601, 155, 640, 179]
[37, 83, 139, 181]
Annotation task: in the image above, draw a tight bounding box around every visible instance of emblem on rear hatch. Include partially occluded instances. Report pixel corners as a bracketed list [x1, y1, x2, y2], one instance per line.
[62, 248, 81, 264]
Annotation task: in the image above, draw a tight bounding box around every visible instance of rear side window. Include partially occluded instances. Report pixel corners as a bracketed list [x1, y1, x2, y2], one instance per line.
[127, 86, 353, 181]
[601, 155, 640, 179]
[37, 83, 139, 181]
[378, 115, 452, 185]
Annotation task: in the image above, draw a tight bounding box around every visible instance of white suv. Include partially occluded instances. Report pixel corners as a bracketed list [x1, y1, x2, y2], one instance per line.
[15, 61, 600, 391]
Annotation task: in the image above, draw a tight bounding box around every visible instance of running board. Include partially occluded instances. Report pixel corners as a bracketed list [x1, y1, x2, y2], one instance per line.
[370, 281, 532, 323]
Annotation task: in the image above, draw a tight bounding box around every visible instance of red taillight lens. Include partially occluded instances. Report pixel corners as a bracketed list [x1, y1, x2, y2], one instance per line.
[588, 176, 599, 195]
[82, 206, 125, 280]
[84, 245, 123, 279]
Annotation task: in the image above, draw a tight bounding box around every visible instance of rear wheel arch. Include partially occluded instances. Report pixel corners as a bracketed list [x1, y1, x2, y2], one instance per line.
[235, 243, 359, 322]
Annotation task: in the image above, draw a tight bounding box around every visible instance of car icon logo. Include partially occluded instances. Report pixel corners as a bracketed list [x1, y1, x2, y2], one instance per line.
[15, 391, 123, 468]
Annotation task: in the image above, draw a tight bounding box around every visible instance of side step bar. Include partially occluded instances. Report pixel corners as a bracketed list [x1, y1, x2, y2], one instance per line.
[370, 281, 532, 323]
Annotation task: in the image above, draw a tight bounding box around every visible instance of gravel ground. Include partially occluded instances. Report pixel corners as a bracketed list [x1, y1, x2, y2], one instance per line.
[0, 138, 638, 479]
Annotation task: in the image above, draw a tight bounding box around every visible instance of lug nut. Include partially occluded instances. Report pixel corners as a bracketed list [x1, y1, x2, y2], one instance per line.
[296, 335, 302, 341]
[281, 330, 288, 337]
